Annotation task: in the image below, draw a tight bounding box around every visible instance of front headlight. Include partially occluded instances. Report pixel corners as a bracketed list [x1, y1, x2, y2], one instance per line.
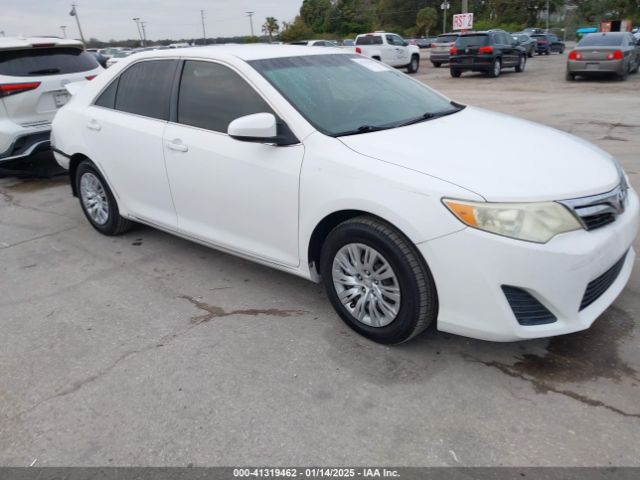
[443, 198, 582, 243]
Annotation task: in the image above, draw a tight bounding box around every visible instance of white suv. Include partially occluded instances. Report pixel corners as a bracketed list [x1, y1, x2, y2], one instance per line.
[0, 37, 102, 164]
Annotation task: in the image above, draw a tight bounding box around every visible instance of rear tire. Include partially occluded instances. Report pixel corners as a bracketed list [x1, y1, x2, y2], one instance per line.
[527, 49, 534, 58]
[432, 62, 442, 68]
[320, 215, 438, 344]
[407, 54, 419, 73]
[565, 71, 575, 81]
[545, 50, 550, 55]
[76, 160, 133, 236]
[450, 68, 462, 77]
[488, 58, 501, 78]
[619, 65, 629, 81]
[515, 54, 526, 72]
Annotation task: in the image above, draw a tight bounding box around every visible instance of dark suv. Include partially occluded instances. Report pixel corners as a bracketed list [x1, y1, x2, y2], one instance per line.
[449, 30, 527, 78]
[531, 33, 565, 54]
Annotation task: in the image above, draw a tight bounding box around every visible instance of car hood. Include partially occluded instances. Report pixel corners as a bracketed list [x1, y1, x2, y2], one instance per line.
[338, 106, 621, 202]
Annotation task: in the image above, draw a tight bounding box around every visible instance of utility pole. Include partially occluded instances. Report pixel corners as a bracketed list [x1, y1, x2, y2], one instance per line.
[200, 10, 206, 45]
[462, 0, 468, 14]
[546, 0, 550, 31]
[246, 11, 255, 37]
[60, 25, 67, 38]
[69, 3, 86, 44]
[140, 21, 147, 46]
[133, 18, 143, 46]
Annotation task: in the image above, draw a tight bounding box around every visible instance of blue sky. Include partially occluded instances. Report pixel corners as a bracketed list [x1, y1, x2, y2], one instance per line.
[3, 0, 302, 40]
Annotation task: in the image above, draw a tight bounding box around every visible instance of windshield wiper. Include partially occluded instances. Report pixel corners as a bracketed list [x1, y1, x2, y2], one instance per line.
[332, 124, 395, 137]
[28, 68, 61, 75]
[397, 103, 466, 128]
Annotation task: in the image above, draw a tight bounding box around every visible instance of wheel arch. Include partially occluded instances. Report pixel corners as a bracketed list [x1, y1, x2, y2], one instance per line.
[306, 209, 416, 279]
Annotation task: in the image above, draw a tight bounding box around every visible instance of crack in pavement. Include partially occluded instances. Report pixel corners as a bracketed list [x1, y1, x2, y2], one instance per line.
[465, 355, 640, 419]
[179, 295, 308, 324]
[14, 295, 307, 420]
[0, 225, 80, 250]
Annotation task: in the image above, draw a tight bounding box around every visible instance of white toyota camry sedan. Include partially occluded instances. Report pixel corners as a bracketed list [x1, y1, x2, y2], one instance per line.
[51, 45, 638, 344]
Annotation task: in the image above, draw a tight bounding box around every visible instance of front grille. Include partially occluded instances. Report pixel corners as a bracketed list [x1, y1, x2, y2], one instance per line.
[502, 286, 557, 326]
[559, 183, 628, 232]
[582, 212, 616, 230]
[580, 252, 628, 310]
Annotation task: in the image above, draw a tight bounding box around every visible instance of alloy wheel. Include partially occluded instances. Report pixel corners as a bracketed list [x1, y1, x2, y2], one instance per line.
[80, 172, 109, 225]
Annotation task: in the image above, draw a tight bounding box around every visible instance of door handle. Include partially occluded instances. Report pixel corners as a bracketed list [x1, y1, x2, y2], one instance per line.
[87, 119, 101, 131]
[166, 140, 188, 152]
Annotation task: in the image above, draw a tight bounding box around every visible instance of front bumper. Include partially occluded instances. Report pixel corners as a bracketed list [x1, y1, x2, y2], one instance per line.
[567, 59, 625, 75]
[418, 188, 639, 341]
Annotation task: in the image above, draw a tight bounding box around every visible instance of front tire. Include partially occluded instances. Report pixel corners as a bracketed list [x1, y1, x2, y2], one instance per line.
[407, 54, 419, 73]
[320, 216, 437, 344]
[450, 68, 462, 77]
[76, 160, 133, 236]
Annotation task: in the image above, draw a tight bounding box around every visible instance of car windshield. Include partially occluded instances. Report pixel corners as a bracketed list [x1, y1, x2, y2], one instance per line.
[578, 34, 624, 47]
[249, 54, 460, 137]
[456, 35, 489, 47]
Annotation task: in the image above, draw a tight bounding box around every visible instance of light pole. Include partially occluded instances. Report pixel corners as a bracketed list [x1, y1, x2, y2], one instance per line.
[60, 25, 67, 38]
[133, 17, 143, 46]
[200, 10, 206, 45]
[140, 21, 147, 46]
[246, 11, 255, 37]
[440, 2, 450, 34]
[69, 3, 86, 44]
[546, 0, 550, 31]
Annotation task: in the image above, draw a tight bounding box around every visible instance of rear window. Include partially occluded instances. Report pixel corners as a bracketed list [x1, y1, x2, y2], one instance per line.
[456, 35, 489, 47]
[435, 35, 458, 43]
[0, 47, 99, 76]
[578, 34, 624, 47]
[356, 35, 383, 45]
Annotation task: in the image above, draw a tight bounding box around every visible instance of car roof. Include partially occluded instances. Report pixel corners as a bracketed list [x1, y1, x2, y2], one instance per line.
[130, 44, 351, 62]
[0, 36, 84, 51]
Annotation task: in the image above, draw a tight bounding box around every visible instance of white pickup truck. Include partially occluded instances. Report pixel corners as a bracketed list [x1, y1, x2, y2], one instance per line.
[353, 32, 421, 73]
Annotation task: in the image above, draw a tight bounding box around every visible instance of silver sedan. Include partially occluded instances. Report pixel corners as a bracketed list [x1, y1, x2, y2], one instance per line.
[566, 32, 640, 81]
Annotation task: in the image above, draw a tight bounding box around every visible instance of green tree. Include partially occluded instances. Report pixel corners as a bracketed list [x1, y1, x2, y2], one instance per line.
[281, 15, 314, 42]
[300, 0, 333, 33]
[262, 17, 280, 42]
[416, 6, 438, 35]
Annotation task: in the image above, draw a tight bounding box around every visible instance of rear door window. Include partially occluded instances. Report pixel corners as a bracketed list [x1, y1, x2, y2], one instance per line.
[114, 59, 177, 120]
[177, 60, 273, 133]
[0, 47, 99, 76]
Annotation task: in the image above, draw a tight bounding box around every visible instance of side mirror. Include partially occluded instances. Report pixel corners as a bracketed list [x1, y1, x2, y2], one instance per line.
[228, 113, 277, 142]
[228, 112, 299, 146]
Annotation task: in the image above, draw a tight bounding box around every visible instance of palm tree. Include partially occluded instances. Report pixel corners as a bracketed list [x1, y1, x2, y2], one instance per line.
[262, 17, 280, 43]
